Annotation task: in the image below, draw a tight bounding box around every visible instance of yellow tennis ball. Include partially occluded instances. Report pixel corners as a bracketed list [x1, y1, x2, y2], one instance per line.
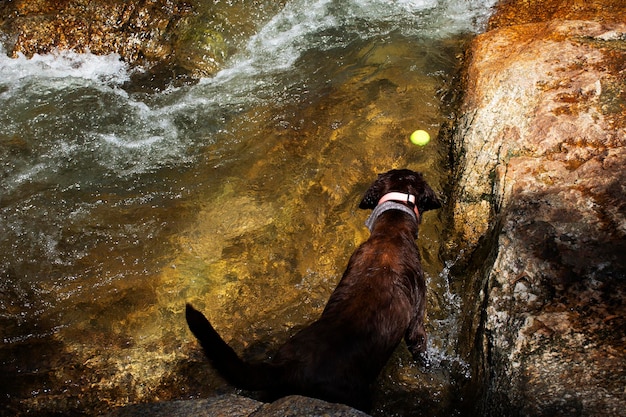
[410, 130, 430, 146]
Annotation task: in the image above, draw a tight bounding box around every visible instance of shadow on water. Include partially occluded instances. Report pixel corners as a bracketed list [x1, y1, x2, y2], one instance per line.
[0, 1, 496, 415]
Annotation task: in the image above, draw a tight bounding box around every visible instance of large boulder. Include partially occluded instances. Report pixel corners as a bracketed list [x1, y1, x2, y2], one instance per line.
[450, 1, 626, 415]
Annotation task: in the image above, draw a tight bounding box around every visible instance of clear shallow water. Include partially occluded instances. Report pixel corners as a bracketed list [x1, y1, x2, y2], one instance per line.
[0, 0, 495, 415]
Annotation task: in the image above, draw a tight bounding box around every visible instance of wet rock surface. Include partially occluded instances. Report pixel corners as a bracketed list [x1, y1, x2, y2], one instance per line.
[450, 1, 626, 415]
[0, 0, 287, 79]
[104, 394, 370, 417]
[0, 0, 193, 69]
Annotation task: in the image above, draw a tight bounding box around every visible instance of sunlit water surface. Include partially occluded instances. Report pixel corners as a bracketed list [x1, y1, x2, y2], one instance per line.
[0, 0, 495, 415]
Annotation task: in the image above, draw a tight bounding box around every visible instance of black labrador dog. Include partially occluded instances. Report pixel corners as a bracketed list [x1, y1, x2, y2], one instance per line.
[186, 169, 441, 411]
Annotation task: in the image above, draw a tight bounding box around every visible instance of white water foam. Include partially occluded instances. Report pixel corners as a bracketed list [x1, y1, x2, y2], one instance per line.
[223, 0, 337, 76]
[0, 46, 194, 187]
[100, 134, 164, 149]
[0, 47, 131, 88]
[209, 0, 496, 85]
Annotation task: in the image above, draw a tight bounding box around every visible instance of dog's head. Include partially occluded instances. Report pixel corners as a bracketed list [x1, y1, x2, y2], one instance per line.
[359, 169, 441, 214]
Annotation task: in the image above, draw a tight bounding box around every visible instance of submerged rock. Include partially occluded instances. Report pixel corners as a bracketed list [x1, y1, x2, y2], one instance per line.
[450, 1, 626, 415]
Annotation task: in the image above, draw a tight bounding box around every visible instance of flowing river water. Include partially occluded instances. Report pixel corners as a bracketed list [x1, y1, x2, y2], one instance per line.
[0, 1, 496, 415]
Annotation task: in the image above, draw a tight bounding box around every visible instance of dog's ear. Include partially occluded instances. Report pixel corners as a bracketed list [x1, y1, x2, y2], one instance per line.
[417, 183, 442, 213]
[359, 173, 384, 209]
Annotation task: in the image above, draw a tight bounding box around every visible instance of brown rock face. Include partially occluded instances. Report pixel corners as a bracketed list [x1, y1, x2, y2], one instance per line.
[451, 20, 626, 251]
[450, 5, 626, 417]
[488, 0, 626, 29]
[0, 0, 193, 66]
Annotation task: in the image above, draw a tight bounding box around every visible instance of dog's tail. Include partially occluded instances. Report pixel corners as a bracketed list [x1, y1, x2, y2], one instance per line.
[185, 303, 281, 391]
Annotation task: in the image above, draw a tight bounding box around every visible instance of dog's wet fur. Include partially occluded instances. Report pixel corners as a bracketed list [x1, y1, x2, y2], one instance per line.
[186, 169, 441, 411]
